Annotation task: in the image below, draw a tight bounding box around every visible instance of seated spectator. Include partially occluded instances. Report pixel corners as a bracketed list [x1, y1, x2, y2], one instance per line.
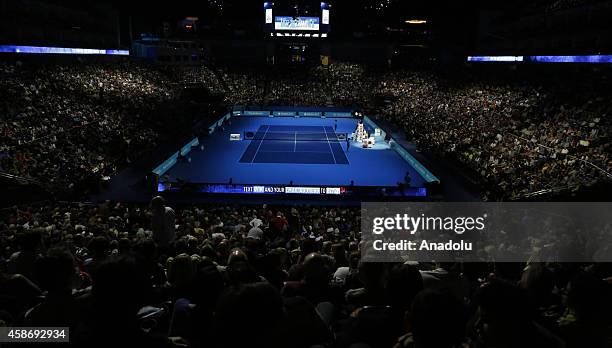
[283, 252, 339, 305]
[472, 279, 565, 348]
[395, 289, 466, 348]
[0, 269, 42, 323]
[24, 248, 81, 329]
[559, 272, 612, 348]
[7, 229, 42, 281]
[74, 255, 171, 348]
[345, 261, 388, 308]
[214, 282, 285, 348]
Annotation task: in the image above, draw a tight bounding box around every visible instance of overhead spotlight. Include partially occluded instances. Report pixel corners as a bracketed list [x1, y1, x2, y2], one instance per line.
[405, 19, 427, 24]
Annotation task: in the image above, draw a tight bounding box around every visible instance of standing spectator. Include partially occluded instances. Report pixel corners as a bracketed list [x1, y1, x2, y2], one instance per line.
[150, 196, 176, 253]
[272, 211, 288, 236]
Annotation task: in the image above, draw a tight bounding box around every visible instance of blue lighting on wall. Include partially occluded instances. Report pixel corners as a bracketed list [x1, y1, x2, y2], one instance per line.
[467, 56, 524, 62]
[468, 55, 612, 64]
[0, 45, 129, 56]
[529, 55, 612, 63]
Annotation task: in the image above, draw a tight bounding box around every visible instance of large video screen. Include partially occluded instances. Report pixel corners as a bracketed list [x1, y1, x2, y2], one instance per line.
[274, 16, 320, 31]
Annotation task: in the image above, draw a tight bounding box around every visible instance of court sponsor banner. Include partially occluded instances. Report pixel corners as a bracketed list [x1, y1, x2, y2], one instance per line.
[301, 111, 322, 117]
[325, 112, 353, 118]
[273, 111, 296, 116]
[243, 111, 269, 116]
[180, 137, 199, 156]
[285, 186, 322, 194]
[361, 202, 612, 263]
[152, 151, 179, 176]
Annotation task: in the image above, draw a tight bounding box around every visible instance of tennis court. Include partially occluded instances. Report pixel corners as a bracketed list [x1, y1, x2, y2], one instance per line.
[239, 125, 349, 164]
[161, 114, 432, 189]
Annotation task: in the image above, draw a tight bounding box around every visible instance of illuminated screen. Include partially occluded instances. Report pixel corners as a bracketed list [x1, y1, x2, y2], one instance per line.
[0, 45, 129, 55]
[275, 16, 320, 31]
[322, 9, 329, 24]
[467, 55, 612, 64]
[530, 55, 612, 63]
[266, 9, 273, 24]
[467, 56, 523, 62]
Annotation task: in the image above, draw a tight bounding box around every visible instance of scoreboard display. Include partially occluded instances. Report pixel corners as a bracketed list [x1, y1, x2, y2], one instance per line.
[264, 2, 331, 37]
[275, 17, 320, 31]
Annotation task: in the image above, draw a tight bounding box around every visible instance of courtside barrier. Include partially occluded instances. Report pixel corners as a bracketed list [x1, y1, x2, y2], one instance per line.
[208, 113, 232, 134]
[364, 116, 439, 184]
[152, 137, 200, 176]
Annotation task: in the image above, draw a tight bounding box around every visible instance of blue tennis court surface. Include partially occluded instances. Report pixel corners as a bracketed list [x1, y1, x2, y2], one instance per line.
[163, 116, 428, 188]
[240, 125, 349, 164]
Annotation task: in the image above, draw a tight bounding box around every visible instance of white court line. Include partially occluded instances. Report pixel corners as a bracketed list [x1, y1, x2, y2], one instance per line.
[323, 127, 337, 164]
[294, 131, 297, 152]
[257, 150, 332, 154]
[251, 125, 270, 163]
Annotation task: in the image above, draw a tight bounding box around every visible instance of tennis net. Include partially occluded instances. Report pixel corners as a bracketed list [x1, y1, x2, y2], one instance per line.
[245, 131, 347, 142]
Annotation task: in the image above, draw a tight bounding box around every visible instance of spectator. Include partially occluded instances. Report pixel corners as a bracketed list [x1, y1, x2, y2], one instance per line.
[150, 196, 176, 252]
[396, 289, 466, 348]
[25, 248, 81, 330]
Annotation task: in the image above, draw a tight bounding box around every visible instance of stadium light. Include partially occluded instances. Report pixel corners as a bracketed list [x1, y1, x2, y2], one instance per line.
[405, 19, 427, 24]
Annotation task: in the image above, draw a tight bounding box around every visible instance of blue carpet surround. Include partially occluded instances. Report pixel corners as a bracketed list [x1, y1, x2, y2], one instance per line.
[162, 115, 430, 188]
[240, 125, 349, 164]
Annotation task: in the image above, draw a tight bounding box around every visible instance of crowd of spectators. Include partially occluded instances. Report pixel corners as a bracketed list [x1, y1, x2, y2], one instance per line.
[372, 69, 611, 200]
[0, 61, 192, 195]
[1, 199, 611, 347]
[263, 63, 375, 107]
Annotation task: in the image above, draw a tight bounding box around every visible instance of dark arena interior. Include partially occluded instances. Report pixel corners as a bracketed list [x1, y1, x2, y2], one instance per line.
[1, 0, 612, 347]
